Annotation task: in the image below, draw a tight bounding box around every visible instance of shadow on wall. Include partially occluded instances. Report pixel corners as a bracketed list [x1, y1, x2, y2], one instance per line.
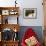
[18, 26, 44, 44]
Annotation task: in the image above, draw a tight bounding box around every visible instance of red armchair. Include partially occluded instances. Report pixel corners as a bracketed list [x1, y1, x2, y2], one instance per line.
[21, 28, 41, 46]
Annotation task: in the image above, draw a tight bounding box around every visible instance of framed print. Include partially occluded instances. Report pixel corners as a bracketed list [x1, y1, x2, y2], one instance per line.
[2, 10, 9, 15]
[23, 8, 37, 19]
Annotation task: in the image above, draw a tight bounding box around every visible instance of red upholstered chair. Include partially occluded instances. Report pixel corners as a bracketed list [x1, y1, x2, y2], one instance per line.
[21, 28, 41, 46]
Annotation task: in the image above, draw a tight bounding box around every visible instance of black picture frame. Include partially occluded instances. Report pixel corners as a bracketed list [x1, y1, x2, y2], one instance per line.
[23, 8, 37, 19]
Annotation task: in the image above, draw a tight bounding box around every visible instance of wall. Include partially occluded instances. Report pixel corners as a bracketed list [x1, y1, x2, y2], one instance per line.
[0, 0, 44, 26]
[18, 0, 44, 26]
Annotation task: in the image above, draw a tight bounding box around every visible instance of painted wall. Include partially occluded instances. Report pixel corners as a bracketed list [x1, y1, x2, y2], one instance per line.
[18, 0, 44, 26]
[0, 0, 44, 26]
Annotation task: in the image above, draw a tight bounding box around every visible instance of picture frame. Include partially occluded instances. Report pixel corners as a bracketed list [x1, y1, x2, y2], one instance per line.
[2, 10, 9, 15]
[23, 8, 37, 19]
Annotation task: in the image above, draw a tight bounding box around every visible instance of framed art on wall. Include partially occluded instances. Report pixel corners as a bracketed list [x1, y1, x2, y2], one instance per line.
[23, 8, 37, 19]
[2, 10, 9, 15]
